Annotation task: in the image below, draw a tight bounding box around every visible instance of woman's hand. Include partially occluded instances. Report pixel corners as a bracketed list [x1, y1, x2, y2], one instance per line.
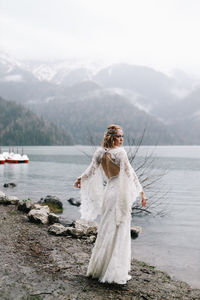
[141, 191, 147, 207]
[74, 178, 81, 189]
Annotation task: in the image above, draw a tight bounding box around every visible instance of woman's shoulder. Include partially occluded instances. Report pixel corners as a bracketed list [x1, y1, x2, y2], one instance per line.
[95, 146, 127, 157]
[93, 147, 106, 159]
[111, 146, 126, 154]
[94, 146, 127, 164]
[106, 147, 127, 159]
[105, 146, 125, 152]
[94, 146, 105, 154]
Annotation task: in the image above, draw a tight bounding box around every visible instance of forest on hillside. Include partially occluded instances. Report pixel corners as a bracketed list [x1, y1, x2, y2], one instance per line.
[0, 97, 73, 145]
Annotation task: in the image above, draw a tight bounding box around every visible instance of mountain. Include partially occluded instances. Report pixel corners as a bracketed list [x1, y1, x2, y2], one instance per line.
[0, 51, 26, 74]
[170, 69, 198, 94]
[0, 51, 190, 110]
[93, 63, 180, 120]
[94, 63, 174, 97]
[0, 52, 96, 104]
[167, 86, 200, 144]
[0, 97, 73, 145]
[0, 52, 57, 103]
[1, 51, 200, 145]
[29, 91, 179, 145]
[52, 68, 92, 85]
[25, 57, 99, 83]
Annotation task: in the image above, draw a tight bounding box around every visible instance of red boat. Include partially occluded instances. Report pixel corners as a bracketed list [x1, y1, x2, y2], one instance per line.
[0, 154, 5, 164]
[6, 153, 29, 164]
[2, 149, 29, 164]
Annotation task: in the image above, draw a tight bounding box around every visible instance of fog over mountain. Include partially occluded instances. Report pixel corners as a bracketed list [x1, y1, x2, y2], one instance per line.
[0, 51, 200, 145]
[0, 97, 73, 146]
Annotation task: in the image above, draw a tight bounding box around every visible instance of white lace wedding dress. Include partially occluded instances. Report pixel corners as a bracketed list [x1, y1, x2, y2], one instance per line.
[79, 146, 143, 284]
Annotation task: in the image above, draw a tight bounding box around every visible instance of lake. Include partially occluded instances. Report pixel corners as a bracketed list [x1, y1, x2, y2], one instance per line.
[0, 145, 199, 288]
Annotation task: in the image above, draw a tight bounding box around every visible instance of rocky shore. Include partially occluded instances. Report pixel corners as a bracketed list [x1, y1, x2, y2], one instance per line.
[0, 195, 200, 299]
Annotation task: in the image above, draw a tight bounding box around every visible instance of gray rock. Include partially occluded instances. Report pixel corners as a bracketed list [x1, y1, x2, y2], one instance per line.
[7, 196, 19, 205]
[28, 205, 50, 224]
[73, 219, 98, 236]
[0, 191, 6, 202]
[17, 200, 34, 213]
[48, 213, 60, 224]
[89, 235, 96, 243]
[0, 192, 19, 206]
[67, 227, 85, 238]
[33, 203, 45, 210]
[131, 226, 142, 239]
[66, 220, 98, 238]
[3, 182, 17, 188]
[39, 195, 63, 209]
[0, 191, 10, 205]
[48, 223, 69, 236]
[0, 197, 10, 205]
[0, 191, 6, 198]
[48, 219, 98, 238]
[67, 197, 81, 207]
[48, 223, 84, 237]
[47, 218, 141, 240]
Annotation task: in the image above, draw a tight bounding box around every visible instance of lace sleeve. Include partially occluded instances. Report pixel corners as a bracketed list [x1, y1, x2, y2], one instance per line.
[79, 148, 102, 180]
[79, 148, 105, 221]
[114, 148, 143, 225]
[120, 149, 143, 195]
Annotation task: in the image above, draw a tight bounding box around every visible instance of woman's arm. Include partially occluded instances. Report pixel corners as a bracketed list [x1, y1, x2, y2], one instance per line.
[132, 168, 147, 206]
[74, 148, 102, 189]
[141, 191, 147, 207]
[121, 149, 147, 206]
[74, 177, 81, 188]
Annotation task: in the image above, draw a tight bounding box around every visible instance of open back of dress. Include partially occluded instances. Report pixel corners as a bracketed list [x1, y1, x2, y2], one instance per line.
[80, 146, 143, 284]
[101, 152, 120, 179]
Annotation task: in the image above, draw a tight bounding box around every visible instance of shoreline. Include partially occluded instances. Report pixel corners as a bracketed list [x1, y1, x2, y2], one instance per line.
[0, 204, 200, 300]
[132, 244, 200, 291]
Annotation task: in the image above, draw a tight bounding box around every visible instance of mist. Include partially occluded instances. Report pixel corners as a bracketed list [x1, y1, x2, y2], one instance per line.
[1, 0, 200, 77]
[1, 0, 200, 145]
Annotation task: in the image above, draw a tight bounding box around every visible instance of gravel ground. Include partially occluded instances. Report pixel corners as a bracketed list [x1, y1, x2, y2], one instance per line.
[0, 204, 200, 300]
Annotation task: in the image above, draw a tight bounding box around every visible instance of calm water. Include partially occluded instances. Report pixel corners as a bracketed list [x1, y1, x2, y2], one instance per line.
[0, 146, 200, 288]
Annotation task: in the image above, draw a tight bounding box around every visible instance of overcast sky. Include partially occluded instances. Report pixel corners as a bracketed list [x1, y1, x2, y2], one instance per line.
[0, 0, 200, 75]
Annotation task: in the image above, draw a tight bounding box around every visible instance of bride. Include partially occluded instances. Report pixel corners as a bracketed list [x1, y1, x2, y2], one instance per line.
[74, 124, 147, 284]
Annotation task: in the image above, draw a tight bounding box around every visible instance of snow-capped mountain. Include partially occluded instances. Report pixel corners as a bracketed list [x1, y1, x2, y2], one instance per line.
[0, 51, 101, 83]
[24, 57, 105, 83]
[26, 63, 57, 82]
[0, 51, 26, 72]
[0, 51, 36, 83]
[1, 50, 200, 144]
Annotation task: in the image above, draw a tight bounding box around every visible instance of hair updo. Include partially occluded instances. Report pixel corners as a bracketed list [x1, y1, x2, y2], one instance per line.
[102, 124, 122, 148]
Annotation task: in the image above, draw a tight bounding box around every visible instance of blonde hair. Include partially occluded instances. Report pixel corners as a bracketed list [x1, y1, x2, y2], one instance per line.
[102, 124, 122, 148]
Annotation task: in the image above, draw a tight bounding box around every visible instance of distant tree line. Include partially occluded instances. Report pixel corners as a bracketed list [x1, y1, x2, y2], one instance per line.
[0, 97, 73, 145]
[30, 94, 176, 145]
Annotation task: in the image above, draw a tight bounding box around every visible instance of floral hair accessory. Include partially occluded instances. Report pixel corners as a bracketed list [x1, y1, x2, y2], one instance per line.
[105, 128, 117, 136]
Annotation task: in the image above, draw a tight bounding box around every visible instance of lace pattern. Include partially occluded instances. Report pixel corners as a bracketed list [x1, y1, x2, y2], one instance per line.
[78, 146, 143, 284]
[80, 148, 104, 221]
[79, 147, 143, 223]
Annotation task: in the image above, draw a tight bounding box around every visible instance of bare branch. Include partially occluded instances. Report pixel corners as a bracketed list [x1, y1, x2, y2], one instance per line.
[78, 127, 169, 217]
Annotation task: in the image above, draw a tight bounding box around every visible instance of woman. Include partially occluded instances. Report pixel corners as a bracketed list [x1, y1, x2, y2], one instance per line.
[74, 124, 147, 284]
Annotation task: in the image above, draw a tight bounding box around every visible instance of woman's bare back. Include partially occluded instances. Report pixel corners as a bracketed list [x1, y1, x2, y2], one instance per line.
[101, 152, 120, 179]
